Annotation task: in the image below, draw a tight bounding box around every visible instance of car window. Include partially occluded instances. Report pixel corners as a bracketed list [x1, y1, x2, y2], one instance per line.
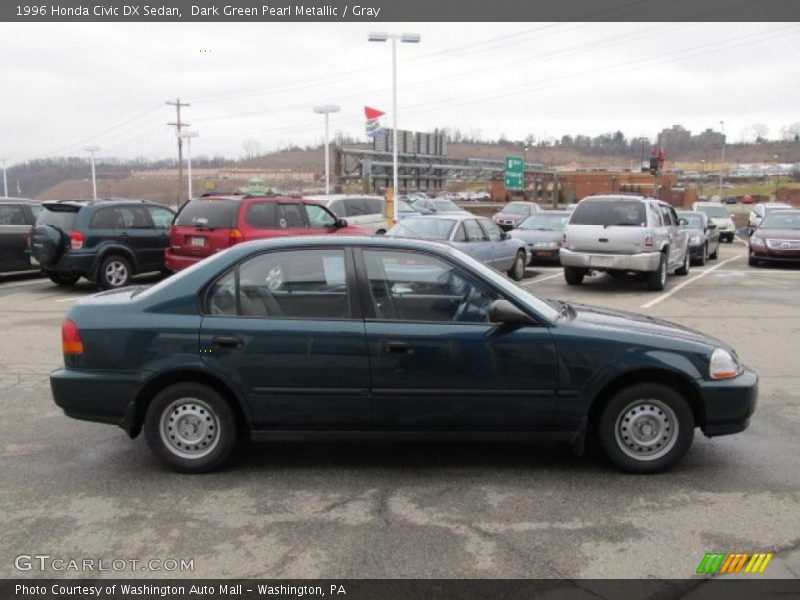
[479, 218, 503, 241]
[363, 249, 499, 323]
[147, 206, 175, 229]
[29, 204, 44, 221]
[464, 219, 486, 242]
[659, 205, 674, 226]
[89, 207, 117, 229]
[176, 199, 238, 228]
[37, 207, 77, 229]
[116, 206, 152, 229]
[208, 249, 350, 319]
[245, 202, 277, 228]
[503, 203, 530, 216]
[366, 198, 383, 214]
[305, 203, 336, 228]
[344, 198, 368, 217]
[570, 199, 646, 227]
[388, 218, 455, 240]
[760, 211, 800, 229]
[278, 204, 306, 228]
[0, 204, 25, 225]
[453, 223, 467, 242]
[697, 205, 728, 218]
[329, 199, 345, 217]
[669, 206, 680, 225]
[648, 204, 663, 227]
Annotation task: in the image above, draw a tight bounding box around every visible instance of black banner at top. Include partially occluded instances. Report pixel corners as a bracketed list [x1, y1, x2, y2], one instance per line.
[2, 0, 799, 22]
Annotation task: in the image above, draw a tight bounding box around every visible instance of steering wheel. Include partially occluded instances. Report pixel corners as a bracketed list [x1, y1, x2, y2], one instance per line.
[453, 284, 478, 322]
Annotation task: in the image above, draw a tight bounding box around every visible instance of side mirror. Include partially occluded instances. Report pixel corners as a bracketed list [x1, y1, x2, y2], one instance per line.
[501, 232, 511, 240]
[707, 222, 717, 230]
[488, 299, 536, 327]
[335, 218, 348, 228]
[678, 218, 689, 226]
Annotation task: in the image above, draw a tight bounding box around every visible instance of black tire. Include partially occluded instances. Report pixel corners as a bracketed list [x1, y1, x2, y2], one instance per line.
[675, 249, 690, 276]
[645, 253, 667, 291]
[564, 266, 584, 286]
[144, 383, 237, 473]
[97, 255, 132, 290]
[697, 244, 707, 266]
[725, 234, 734, 244]
[748, 255, 759, 267]
[597, 383, 694, 474]
[508, 251, 526, 281]
[709, 244, 718, 260]
[47, 272, 80, 286]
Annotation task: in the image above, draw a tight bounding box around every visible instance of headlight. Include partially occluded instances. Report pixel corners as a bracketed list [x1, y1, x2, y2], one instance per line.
[689, 234, 702, 245]
[750, 236, 765, 247]
[709, 348, 741, 380]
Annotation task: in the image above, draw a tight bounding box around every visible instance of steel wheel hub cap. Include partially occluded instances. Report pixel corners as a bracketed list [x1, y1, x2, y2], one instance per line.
[105, 262, 128, 286]
[615, 399, 678, 461]
[160, 398, 220, 459]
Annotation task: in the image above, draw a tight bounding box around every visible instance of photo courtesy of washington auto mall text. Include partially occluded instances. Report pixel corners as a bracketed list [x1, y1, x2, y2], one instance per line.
[1, 0, 799, 598]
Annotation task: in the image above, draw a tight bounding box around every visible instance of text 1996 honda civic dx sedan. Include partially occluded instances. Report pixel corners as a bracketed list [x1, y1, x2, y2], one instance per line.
[51, 237, 757, 474]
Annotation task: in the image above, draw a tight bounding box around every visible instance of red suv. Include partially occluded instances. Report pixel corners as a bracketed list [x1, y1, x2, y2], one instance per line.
[165, 194, 368, 271]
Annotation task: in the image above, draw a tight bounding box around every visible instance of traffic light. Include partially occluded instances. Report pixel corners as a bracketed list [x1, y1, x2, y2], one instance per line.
[649, 156, 659, 175]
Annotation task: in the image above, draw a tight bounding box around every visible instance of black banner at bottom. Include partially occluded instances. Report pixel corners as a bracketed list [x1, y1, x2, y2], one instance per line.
[2, 579, 799, 600]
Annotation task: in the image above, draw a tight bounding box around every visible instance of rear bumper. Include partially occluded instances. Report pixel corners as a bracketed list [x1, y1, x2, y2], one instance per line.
[688, 244, 706, 260]
[50, 368, 148, 434]
[528, 247, 561, 263]
[559, 248, 661, 272]
[42, 251, 97, 276]
[164, 249, 203, 272]
[699, 368, 758, 437]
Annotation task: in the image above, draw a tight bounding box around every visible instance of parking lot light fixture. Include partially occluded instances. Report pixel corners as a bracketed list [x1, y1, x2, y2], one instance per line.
[368, 31, 422, 223]
[313, 105, 341, 195]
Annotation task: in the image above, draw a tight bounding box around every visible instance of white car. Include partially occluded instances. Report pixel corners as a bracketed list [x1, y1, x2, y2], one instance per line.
[692, 201, 736, 243]
[305, 194, 388, 234]
[748, 202, 792, 235]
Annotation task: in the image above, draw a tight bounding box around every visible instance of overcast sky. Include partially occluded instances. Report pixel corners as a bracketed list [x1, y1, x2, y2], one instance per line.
[1, 21, 798, 163]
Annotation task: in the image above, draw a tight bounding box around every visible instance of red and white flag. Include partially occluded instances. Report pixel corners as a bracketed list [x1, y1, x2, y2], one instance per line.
[365, 106, 385, 137]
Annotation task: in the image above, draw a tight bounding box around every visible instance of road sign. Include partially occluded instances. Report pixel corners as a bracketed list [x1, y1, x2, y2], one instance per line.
[504, 155, 524, 190]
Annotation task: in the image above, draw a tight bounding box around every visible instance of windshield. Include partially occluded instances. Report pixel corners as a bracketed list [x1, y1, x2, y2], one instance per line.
[697, 205, 728, 218]
[434, 199, 460, 212]
[398, 200, 415, 212]
[502, 203, 531, 216]
[388, 218, 456, 241]
[519, 213, 569, 230]
[569, 200, 646, 227]
[764, 204, 792, 215]
[760, 211, 800, 229]
[679, 213, 704, 228]
[175, 199, 238, 228]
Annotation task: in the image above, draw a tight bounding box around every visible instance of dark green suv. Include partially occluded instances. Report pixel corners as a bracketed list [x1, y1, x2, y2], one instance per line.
[31, 199, 175, 289]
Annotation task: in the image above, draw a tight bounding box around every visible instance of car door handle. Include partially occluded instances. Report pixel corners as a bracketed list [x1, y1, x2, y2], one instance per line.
[598, 238, 609, 243]
[384, 341, 413, 354]
[212, 335, 244, 349]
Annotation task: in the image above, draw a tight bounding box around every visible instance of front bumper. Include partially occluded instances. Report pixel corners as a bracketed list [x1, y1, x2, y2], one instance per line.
[559, 248, 662, 272]
[51, 368, 148, 434]
[750, 245, 800, 263]
[698, 368, 758, 437]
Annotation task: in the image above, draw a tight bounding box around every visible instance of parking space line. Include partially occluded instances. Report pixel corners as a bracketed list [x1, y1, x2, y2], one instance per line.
[640, 254, 743, 309]
[0, 278, 46, 290]
[55, 297, 79, 303]
[524, 272, 563, 285]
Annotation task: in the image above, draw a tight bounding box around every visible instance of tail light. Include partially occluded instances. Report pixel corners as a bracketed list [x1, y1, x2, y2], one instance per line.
[61, 319, 84, 355]
[643, 234, 654, 250]
[69, 231, 84, 250]
[228, 229, 243, 245]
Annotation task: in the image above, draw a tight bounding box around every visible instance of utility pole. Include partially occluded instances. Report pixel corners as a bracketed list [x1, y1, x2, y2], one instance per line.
[85, 146, 100, 200]
[0, 159, 7, 198]
[167, 98, 190, 210]
[718, 120, 725, 200]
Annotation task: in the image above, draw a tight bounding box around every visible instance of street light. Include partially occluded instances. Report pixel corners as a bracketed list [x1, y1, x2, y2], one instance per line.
[0, 158, 7, 197]
[718, 120, 725, 200]
[85, 146, 100, 200]
[313, 104, 341, 195]
[368, 31, 421, 223]
[179, 131, 199, 201]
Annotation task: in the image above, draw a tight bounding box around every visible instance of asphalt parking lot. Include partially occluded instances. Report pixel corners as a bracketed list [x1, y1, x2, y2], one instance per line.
[0, 238, 798, 581]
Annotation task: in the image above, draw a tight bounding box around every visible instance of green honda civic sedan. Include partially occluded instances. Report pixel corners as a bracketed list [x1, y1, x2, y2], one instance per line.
[51, 236, 757, 473]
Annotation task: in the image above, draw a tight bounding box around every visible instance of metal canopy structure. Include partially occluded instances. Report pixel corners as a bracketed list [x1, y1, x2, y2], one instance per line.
[335, 146, 550, 193]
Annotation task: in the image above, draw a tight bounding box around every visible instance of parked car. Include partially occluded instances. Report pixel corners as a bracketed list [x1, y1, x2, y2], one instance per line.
[387, 214, 528, 280]
[0, 198, 43, 273]
[398, 199, 421, 220]
[165, 194, 368, 272]
[509, 210, 570, 264]
[677, 210, 720, 266]
[748, 209, 800, 266]
[748, 202, 792, 236]
[723, 196, 738, 205]
[692, 202, 736, 243]
[50, 236, 757, 474]
[304, 194, 387, 234]
[31, 199, 175, 289]
[560, 195, 690, 291]
[409, 197, 468, 215]
[492, 201, 541, 231]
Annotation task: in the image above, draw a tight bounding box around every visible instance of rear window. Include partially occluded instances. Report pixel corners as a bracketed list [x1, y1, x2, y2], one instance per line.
[175, 199, 238, 228]
[570, 200, 647, 227]
[696, 205, 728, 218]
[37, 206, 78, 230]
[503, 203, 531, 216]
[388, 218, 456, 241]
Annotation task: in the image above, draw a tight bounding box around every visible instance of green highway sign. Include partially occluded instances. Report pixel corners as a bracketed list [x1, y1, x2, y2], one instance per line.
[504, 155, 524, 190]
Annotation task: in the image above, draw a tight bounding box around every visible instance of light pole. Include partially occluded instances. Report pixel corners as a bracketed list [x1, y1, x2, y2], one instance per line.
[718, 120, 725, 200]
[313, 104, 340, 195]
[85, 146, 100, 200]
[179, 131, 198, 202]
[773, 153, 780, 199]
[0, 158, 7, 197]
[700, 159, 706, 197]
[368, 31, 421, 223]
